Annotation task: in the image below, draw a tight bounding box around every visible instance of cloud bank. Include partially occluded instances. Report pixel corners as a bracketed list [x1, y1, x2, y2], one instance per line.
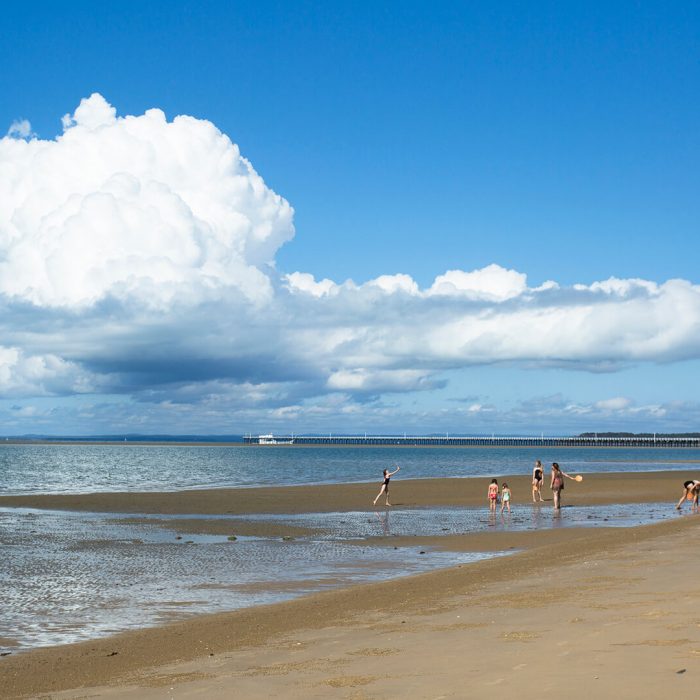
[1, 95, 700, 432]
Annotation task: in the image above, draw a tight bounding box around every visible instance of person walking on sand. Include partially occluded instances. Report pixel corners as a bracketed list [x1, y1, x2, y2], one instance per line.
[500, 482, 512, 514]
[532, 460, 545, 503]
[488, 478, 499, 513]
[373, 465, 400, 507]
[550, 462, 576, 509]
[675, 480, 700, 511]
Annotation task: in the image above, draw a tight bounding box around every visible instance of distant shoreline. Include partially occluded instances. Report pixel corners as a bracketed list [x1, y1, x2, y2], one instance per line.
[0, 439, 247, 446]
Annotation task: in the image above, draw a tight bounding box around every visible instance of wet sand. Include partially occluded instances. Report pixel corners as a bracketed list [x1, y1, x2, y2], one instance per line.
[0, 469, 693, 515]
[2, 471, 700, 698]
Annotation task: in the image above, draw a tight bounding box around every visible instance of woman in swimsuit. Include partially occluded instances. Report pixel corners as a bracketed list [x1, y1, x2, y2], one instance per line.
[532, 460, 544, 503]
[675, 480, 700, 511]
[550, 462, 575, 510]
[373, 465, 400, 507]
[500, 482, 512, 514]
[488, 478, 499, 512]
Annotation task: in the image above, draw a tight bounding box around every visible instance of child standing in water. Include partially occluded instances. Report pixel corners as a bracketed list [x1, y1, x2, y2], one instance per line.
[488, 478, 499, 512]
[532, 460, 544, 502]
[500, 483, 512, 514]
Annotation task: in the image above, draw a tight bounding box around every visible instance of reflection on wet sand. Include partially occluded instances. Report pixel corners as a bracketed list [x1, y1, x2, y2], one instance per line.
[0, 499, 684, 653]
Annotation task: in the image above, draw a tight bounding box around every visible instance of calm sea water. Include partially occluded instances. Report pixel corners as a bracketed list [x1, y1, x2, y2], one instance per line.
[1, 444, 700, 495]
[0, 501, 681, 650]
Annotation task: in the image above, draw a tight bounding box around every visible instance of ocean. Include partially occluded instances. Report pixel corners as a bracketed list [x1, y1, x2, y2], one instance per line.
[1, 443, 700, 495]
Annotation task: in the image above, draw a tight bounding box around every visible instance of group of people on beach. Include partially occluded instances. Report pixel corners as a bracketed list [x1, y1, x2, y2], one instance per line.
[489, 460, 578, 512]
[373, 461, 700, 513]
[487, 478, 512, 513]
[532, 460, 579, 508]
[372, 461, 580, 510]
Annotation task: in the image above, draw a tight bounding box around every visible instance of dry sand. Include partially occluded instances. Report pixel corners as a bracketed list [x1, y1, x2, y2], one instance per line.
[2, 471, 700, 699]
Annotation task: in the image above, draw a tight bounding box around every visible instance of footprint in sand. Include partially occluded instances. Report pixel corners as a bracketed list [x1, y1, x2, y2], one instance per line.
[325, 675, 378, 688]
[347, 647, 399, 657]
[502, 631, 540, 642]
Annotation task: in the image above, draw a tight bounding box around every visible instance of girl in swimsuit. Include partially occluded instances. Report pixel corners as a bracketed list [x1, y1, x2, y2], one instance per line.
[550, 462, 574, 510]
[373, 465, 400, 507]
[500, 482, 512, 514]
[488, 478, 499, 512]
[532, 460, 544, 503]
[675, 480, 700, 511]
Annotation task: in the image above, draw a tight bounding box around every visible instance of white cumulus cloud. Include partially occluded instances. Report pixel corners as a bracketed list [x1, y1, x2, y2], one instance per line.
[285, 271, 339, 297]
[0, 345, 97, 397]
[428, 264, 527, 300]
[326, 368, 439, 393]
[0, 93, 294, 308]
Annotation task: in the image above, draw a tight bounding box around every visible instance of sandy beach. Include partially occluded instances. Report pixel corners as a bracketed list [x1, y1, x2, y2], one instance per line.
[0, 469, 692, 514]
[2, 471, 700, 699]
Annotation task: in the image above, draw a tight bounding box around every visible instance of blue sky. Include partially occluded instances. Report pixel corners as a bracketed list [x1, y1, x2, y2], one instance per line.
[0, 2, 699, 435]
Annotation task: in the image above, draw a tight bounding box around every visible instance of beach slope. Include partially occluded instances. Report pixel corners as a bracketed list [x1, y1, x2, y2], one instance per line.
[3, 513, 700, 698]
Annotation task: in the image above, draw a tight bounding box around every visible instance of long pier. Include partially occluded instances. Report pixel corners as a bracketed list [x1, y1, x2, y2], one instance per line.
[243, 435, 700, 448]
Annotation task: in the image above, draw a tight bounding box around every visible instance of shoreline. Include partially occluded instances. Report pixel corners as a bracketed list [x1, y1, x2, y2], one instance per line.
[3, 472, 700, 698]
[0, 469, 696, 513]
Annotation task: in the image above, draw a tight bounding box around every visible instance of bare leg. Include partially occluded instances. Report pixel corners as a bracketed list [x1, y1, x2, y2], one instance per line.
[373, 485, 386, 506]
